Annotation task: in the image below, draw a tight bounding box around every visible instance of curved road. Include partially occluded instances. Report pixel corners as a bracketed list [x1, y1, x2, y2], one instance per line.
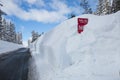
[0, 48, 31, 80]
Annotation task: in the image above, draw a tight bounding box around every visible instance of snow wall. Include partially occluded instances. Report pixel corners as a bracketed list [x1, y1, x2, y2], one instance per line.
[29, 11, 120, 80]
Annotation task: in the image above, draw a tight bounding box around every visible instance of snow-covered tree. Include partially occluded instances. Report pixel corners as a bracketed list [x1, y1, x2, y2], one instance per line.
[2, 19, 7, 41]
[5, 22, 11, 42]
[0, 16, 4, 40]
[96, 0, 103, 15]
[112, 0, 120, 13]
[68, 13, 76, 19]
[9, 22, 16, 42]
[80, 0, 93, 14]
[96, 0, 113, 15]
[103, 0, 112, 14]
[1, 19, 22, 44]
[16, 32, 22, 44]
[0, 4, 6, 40]
[0, 3, 23, 44]
[31, 31, 39, 42]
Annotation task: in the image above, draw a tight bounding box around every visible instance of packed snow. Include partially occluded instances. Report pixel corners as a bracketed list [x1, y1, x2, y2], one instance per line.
[0, 40, 23, 54]
[29, 11, 120, 80]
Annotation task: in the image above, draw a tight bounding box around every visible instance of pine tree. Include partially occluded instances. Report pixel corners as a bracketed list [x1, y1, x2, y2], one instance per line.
[96, 0, 112, 15]
[7, 22, 12, 42]
[102, 0, 112, 15]
[112, 0, 116, 12]
[31, 31, 39, 42]
[18, 32, 22, 44]
[16, 32, 22, 44]
[0, 18, 2, 39]
[2, 19, 7, 41]
[15, 32, 19, 44]
[0, 3, 23, 44]
[0, 15, 3, 40]
[112, 0, 120, 13]
[116, 0, 120, 11]
[80, 0, 93, 14]
[0, 3, 6, 40]
[96, 0, 103, 15]
[31, 31, 35, 42]
[9, 22, 16, 43]
[6, 22, 11, 42]
[0, 5, 5, 40]
[68, 13, 76, 19]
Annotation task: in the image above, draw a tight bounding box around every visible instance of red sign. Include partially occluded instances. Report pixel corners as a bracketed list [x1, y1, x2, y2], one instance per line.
[77, 18, 88, 33]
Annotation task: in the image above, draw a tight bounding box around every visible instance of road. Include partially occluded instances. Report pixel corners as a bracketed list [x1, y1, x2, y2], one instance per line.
[0, 48, 31, 80]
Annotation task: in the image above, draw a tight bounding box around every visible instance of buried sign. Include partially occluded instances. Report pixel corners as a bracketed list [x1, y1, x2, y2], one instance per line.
[77, 18, 88, 33]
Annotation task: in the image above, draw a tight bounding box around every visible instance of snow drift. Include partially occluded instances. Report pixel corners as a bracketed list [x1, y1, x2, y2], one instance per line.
[0, 40, 23, 54]
[29, 11, 120, 80]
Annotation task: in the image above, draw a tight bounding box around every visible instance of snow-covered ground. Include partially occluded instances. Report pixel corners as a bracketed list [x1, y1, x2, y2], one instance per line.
[0, 40, 23, 54]
[29, 11, 120, 80]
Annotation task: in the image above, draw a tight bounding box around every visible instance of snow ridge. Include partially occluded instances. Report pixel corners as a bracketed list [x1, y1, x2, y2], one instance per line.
[30, 11, 120, 80]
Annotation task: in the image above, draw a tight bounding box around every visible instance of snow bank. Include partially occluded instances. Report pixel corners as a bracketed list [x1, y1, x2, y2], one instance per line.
[0, 40, 23, 54]
[30, 11, 120, 80]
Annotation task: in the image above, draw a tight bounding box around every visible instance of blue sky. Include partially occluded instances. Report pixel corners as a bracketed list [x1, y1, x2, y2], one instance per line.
[1, 0, 97, 46]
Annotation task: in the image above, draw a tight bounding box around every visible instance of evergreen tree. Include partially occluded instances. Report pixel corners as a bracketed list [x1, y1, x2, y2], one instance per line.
[0, 3, 23, 44]
[0, 3, 6, 40]
[18, 32, 22, 44]
[115, 0, 120, 11]
[96, 0, 104, 15]
[16, 32, 22, 44]
[31, 31, 39, 42]
[96, 0, 112, 15]
[2, 19, 7, 41]
[31, 31, 35, 42]
[68, 13, 76, 19]
[6, 22, 12, 42]
[0, 16, 4, 40]
[6, 22, 11, 42]
[112, 0, 120, 13]
[102, 0, 111, 15]
[80, 0, 93, 14]
[10, 22, 16, 42]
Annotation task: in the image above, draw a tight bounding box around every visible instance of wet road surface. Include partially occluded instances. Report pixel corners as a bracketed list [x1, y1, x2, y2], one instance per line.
[0, 48, 31, 80]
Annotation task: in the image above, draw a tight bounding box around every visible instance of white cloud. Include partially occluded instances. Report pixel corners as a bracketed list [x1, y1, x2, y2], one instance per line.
[25, 0, 36, 4]
[25, 0, 45, 7]
[50, 0, 71, 14]
[27, 9, 67, 23]
[1, 0, 26, 17]
[1, 0, 80, 23]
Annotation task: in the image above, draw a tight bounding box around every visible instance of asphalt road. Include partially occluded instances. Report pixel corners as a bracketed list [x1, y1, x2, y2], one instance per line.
[0, 48, 31, 80]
